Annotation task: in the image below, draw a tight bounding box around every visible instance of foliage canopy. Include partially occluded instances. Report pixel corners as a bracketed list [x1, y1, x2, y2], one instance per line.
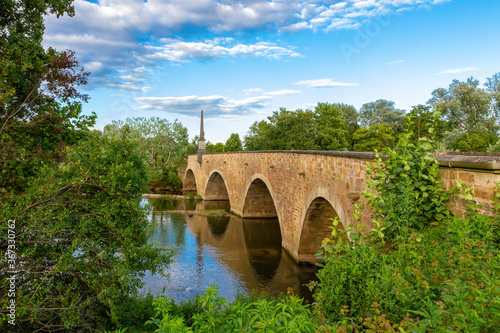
[1, 134, 173, 331]
[104, 117, 189, 189]
[359, 99, 406, 135]
[0, 0, 96, 195]
[244, 103, 350, 151]
[0, 2, 173, 331]
[352, 123, 395, 152]
[224, 133, 243, 152]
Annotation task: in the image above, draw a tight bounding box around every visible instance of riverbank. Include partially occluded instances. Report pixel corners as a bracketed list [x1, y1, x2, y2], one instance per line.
[142, 193, 201, 200]
[158, 209, 232, 217]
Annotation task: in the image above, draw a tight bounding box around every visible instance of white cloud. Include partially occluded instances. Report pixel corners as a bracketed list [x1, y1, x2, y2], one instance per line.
[84, 61, 106, 74]
[134, 87, 302, 116]
[326, 18, 362, 30]
[389, 59, 406, 64]
[145, 38, 302, 63]
[294, 78, 359, 88]
[263, 89, 301, 96]
[280, 22, 311, 32]
[46, 0, 451, 44]
[243, 88, 300, 97]
[354, 0, 378, 9]
[54, 0, 447, 37]
[436, 67, 477, 75]
[135, 94, 271, 117]
[243, 88, 265, 95]
[42, 0, 450, 91]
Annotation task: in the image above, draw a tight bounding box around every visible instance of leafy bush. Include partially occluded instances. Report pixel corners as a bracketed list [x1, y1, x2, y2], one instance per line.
[487, 138, 500, 152]
[164, 171, 182, 190]
[453, 132, 496, 152]
[315, 204, 500, 331]
[363, 113, 451, 242]
[313, 113, 500, 331]
[147, 285, 327, 332]
[0, 134, 173, 332]
[110, 293, 157, 330]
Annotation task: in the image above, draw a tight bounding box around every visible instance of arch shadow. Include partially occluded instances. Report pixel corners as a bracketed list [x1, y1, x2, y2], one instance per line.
[242, 218, 282, 286]
[204, 171, 230, 202]
[207, 216, 230, 239]
[242, 176, 278, 219]
[297, 187, 350, 264]
[183, 169, 198, 193]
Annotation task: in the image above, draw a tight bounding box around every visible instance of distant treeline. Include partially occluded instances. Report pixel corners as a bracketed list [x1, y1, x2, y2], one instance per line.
[206, 73, 500, 153]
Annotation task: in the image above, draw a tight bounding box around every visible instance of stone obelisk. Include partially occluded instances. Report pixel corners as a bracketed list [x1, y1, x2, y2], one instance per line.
[197, 110, 206, 164]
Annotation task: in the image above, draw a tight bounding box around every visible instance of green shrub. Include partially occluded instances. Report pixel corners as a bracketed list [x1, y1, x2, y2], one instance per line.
[313, 113, 500, 331]
[0, 135, 174, 332]
[314, 195, 500, 331]
[453, 132, 496, 152]
[363, 112, 451, 242]
[147, 285, 327, 332]
[164, 171, 182, 190]
[110, 293, 156, 330]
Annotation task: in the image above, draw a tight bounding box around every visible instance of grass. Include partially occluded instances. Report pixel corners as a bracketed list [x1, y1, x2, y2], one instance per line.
[204, 209, 229, 217]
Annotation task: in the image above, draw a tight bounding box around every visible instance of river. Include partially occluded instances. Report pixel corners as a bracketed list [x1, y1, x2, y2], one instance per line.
[140, 197, 319, 303]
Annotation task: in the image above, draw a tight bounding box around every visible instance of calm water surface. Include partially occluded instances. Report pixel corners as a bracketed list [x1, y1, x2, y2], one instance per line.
[141, 198, 319, 303]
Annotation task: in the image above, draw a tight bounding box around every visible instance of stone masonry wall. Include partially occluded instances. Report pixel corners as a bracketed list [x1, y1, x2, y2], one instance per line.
[185, 151, 500, 263]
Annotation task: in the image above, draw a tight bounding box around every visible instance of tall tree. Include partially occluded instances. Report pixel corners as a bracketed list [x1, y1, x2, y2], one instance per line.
[428, 75, 500, 151]
[104, 117, 189, 188]
[0, 2, 172, 331]
[187, 135, 200, 155]
[404, 105, 447, 144]
[243, 105, 349, 151]
[313, 103, 350, 150]
[206, 142, 225, 152]
[359, 99, 406, 134]
[336, 103, 360, 148]
[0, 1, 96, 194]
[267, 107, 319, 150]
[244, 120, 274, 151]
[428, 77, 495, 133]
[1, 134, 172, 331]
[486, 72, 500, 120]
[224, 133, 243, 152]
[353, 124, 395, 152]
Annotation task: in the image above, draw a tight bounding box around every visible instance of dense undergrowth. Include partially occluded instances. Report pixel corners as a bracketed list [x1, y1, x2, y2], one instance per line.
[313, 197, 500, 332]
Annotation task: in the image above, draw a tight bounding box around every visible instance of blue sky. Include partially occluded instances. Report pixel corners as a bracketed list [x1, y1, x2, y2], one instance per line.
[44, 0, 500, 143]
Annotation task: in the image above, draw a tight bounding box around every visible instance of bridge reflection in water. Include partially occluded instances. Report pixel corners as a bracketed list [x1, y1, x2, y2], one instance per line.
[141, 198, 319, 303]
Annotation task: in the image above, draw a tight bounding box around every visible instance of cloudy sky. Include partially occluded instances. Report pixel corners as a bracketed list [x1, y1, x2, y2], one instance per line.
[44, 0, 500, 142]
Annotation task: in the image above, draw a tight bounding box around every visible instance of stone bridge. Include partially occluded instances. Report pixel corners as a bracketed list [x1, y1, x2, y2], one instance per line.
[183, 151, 500, 264]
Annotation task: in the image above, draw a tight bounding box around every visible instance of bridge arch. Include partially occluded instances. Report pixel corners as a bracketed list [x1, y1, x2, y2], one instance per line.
[204, 170, 230, 201]
[297, 187, 349, 263]
[183, 169, 198, 192]
[242, 174, 279, 220]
